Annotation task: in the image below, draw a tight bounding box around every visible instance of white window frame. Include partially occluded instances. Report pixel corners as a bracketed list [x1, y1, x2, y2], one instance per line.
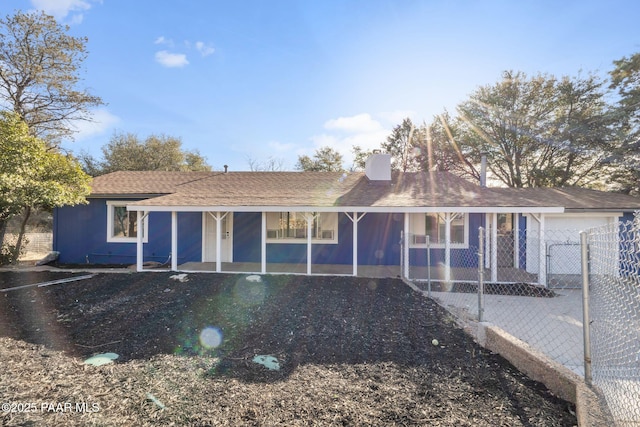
[409, 212, 469, 249]
[266, 212, 338, 244]
[106, 201, 148, 243]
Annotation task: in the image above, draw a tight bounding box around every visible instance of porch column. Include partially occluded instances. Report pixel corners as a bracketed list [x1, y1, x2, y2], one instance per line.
[538, 213, 546, 286]
[346, 212, 366, 277]
[484, 214, 490, 269]
[513, 213, 520, 268]
[444, 213, 451, 282]
[171, 211, 178, 271]
[491, 212, 498, 282]
[404, 213, 410, 279]
[215, 211, 222, 272]
[261, 212, 267, 274]
[136, 211, 143, 272]
[306, 213, 314, 275]
[136, 211, 149, 272]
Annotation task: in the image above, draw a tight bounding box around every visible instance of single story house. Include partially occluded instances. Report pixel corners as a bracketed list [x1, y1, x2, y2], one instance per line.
[53, 154, 640, 286]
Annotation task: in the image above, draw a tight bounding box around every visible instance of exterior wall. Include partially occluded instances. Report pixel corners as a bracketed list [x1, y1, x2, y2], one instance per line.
[408, 213, 484, 268]
[233, 212, 356, 265]
[53, 199, 202, 265]
[232, 212, 404, 266]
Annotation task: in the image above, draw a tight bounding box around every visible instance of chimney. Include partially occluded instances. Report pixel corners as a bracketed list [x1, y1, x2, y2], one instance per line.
[480, 153, 487, 187]
[365, 152, 392, 181]
[224, 165, 228, 173]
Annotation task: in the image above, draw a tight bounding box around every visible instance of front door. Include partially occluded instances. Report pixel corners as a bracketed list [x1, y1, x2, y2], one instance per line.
[204, 213, 233, 262]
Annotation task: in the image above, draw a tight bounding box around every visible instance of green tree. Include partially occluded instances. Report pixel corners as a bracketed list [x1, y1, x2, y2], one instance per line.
[351, 145, 374, 171]
[295, 146, 344, 172]
[381, 118, 421, 172]
[0, 112, 90, 263]
[416, 112, 479, 179]
[454, 70, 612, 188]
[0, 10, 103, 145]
[84, 132, 211, 175]
[609, 52, 640, 195]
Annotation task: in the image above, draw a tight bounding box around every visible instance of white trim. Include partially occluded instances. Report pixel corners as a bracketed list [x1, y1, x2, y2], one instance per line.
[126, 205, 566, 214]
[265, 211, 338, 244]
[171, 211, 178, 271]
[107, 200, 148, 243]
[409, 212, 469, 249]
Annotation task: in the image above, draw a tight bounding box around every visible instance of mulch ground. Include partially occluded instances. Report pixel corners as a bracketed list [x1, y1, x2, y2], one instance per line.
[0, 270, 577, 426]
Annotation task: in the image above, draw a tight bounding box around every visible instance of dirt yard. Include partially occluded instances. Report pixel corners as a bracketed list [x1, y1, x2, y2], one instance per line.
[0, 270, 577, 426]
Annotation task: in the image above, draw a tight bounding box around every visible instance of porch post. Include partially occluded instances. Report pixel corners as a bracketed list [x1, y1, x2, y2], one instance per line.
[215, 211, 222, 273]
[444, 213, 451, 282]
[484, 214, 490, 269]
[306, 213, 313, 275]
[404, 213, 410, 279]
[171, 211, 178, 271]
[513, 213, 520, 268]
[352, 212, 358, 276]
[491, 212, 498, 282]
[538, 213, 546, 286]
[261, 212, 267, 274]
[136, 210, 143, 272]
[346, 212, 365, 277]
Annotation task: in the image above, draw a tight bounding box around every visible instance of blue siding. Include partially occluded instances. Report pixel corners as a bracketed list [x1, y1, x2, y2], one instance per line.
[357, 213, 403, 265]
[53, 199, 202, 265]
[233, 212, 354, 265]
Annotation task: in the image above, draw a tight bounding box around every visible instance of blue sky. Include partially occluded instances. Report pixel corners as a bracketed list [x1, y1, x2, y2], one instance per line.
[2, 1, 639, 171]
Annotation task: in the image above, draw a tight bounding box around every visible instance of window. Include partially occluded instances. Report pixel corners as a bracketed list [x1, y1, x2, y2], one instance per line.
[107, 201, 148, 243]
[411, 213, 468, 248]
[266, 212, 338, 243]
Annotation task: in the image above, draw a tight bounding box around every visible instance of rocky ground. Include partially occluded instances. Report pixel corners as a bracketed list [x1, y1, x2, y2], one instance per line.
[0, 271, 577, 426]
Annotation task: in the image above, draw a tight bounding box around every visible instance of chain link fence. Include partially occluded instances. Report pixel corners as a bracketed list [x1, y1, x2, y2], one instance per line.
[404, 218, 640, 426]
[406, 227, 586, 375]
[584, 217, 640, 426]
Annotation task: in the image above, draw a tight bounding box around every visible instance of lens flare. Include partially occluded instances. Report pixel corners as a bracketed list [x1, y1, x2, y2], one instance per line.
[199, 326, 223, 349]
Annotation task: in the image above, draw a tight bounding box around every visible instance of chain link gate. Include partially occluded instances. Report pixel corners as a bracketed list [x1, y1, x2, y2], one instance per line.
[582, 216, 640, 426]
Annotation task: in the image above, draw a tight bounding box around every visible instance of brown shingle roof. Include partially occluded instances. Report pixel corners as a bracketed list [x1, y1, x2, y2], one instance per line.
[90, 171, 214, 196]
[89, 170, 640, 211]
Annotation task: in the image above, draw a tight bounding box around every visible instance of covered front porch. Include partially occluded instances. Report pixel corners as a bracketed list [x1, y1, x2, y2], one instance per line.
[130, 208, 558, 287]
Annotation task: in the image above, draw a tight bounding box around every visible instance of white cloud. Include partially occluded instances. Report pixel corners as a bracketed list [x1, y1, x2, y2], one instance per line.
[70, 108, 120, 140]
[30, 0, 100, 23]
[154, 36, 174, 47]
[195, 41, 215, 57]
[155, 50, 189, 68]
[324, 113, 383, 133]
[307, 113, 394, 168]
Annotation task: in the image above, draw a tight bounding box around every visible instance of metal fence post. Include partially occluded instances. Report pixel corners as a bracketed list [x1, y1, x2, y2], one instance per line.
[478, 227, 485, 322]
[580, 230, 592, 385]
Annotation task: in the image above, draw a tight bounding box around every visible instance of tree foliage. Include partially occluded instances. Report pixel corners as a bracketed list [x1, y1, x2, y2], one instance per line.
[381, 118, 422, 172]
[451, 71, 613, 188]
[0, 111, 90, 263]
[83, 132, 212, 175]
[0, 10, 103, 145]
[296, 146, 345, 172]
[608, 52, 640, 195]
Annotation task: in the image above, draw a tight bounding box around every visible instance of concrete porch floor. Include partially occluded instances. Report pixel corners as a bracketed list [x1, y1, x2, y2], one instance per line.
[178, 262, 404, 278]
[176, 262, 541, 284]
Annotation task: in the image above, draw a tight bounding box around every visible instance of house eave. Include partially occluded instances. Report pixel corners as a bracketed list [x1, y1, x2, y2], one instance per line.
[125, 204, 566, 214]
[90, 193, 170, 199]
